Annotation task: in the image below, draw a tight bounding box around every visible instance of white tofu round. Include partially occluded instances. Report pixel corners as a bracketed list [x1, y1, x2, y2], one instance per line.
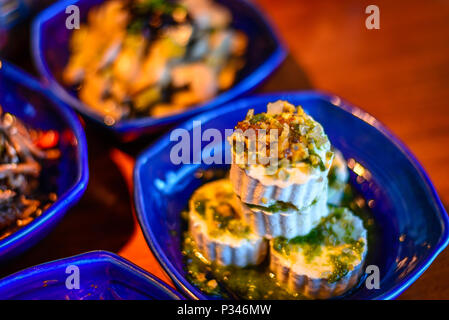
[230, 163, 329, 209]
[269, 207, 367, 299]
[241, 185, 330, 239]
[188, 179, 267, 267]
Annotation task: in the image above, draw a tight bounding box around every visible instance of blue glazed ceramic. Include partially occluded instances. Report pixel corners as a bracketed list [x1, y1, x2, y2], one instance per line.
[0, 251, 185, 299]
[0, 61, 89, 262]
[134, 91, 449, 300]
[31, 0, 287, 140]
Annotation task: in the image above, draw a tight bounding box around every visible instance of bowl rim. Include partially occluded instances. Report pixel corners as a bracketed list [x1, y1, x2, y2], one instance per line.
[31, 0, 287, 135]
[0, 250, 185, 300]
[0, 61, 89, 259]
[134, 90, 449, 300]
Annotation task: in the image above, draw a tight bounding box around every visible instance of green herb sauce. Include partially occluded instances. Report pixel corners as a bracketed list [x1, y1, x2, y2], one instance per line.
[183, 235, 306, 300]
[183, 178, 376, 299]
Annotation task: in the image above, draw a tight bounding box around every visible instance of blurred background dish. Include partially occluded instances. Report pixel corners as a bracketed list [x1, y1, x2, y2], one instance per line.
[32, 0, 286, 140]
[63, 0, 249, 121]
[0, 251, 185, 299]
[0, 61, 88, 262]
[134, 92, 449, 300]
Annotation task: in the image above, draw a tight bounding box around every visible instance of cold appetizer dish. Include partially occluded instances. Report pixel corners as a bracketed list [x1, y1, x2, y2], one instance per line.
[0, 107, 60, 240]
[63, 0, 248, 123]
[182, 100, 370, 299]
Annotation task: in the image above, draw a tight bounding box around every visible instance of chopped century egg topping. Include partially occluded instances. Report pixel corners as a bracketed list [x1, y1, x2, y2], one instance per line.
[189, 180, 251, 238]
[272, 207, 366, 283]
[229, 100, 333, 179]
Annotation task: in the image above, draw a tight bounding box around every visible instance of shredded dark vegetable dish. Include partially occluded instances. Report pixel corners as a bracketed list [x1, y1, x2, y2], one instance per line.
[0, 107, 60, 240]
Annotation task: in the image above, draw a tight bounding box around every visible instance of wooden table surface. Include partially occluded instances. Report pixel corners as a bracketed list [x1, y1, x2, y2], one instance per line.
[2, 0, 449, 299]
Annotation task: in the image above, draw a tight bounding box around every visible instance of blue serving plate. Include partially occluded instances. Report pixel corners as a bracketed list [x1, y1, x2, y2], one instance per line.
[0, 61, 89, 262]
[134, 91, 449, 300]
[0, 251, 185, 299]
[32, 0, 286, 140]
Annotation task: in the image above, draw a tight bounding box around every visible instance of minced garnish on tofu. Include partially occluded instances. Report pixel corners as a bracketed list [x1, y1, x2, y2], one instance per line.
[230, 100, 332, 173]
[190, 180, 251, 238]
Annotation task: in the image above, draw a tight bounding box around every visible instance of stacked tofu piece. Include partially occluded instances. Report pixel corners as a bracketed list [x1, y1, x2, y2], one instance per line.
[188, 100, 367, 299]
[188, 179, 268, 267]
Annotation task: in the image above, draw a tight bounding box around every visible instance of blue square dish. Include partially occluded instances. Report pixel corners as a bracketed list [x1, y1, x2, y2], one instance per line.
[0, 251, 185, 299]
[31, 0, 286, 140]
[134, 91, 449, 300]
[0, 61, 89, 262]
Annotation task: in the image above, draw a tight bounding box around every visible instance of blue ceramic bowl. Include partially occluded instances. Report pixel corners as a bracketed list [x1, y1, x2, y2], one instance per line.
[134, 91, 449, 300]
[0, 251, 185, 299]
[32, 0, 286, 140]
[0, 61, 89, 262]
